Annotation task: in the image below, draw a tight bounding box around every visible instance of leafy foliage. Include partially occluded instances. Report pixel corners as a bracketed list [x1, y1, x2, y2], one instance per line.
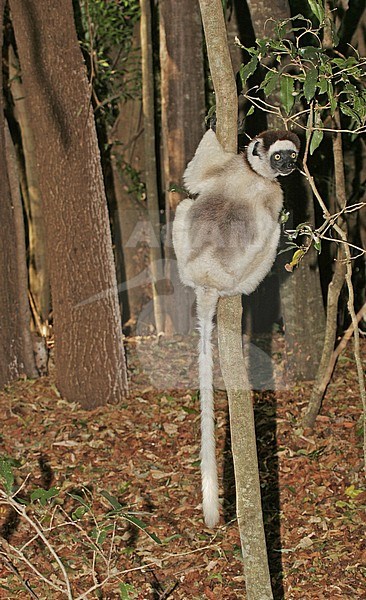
[236, 3, 366, 269]
[238, 6, 366, 154]
[0, 457, 14, 495]
[78, 0, 141, 123]
[0, 464, 161, 597]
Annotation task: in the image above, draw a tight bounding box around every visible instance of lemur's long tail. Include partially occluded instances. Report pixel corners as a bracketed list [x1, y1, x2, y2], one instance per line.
[196, 287, 220, 528]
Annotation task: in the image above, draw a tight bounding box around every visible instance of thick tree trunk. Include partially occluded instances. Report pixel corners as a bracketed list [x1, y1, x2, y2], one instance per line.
[198, 1, 273, 597]
[159, 0, 205, 334]
[10, 0, 128, 407]
[246, 0, 290, 33]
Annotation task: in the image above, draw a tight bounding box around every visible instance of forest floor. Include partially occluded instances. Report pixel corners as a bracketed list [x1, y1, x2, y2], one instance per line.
[0, 333, 365, 600]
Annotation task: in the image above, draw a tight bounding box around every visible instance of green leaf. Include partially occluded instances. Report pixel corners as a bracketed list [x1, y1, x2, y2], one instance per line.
[71, 506, 89, 521]
[310, 128, 324, 154]
[299, 46, 320, 61]
[304, 66, 318, 102]
[335, 500, 350, 509]
[246, 105, 255, 116]
[96, 530, 108, 545]
[280, 75, 295, 115]
[333, 57, 358, 69]
[240, 56, 258, 86]
[280, 210, 290, 224]
[122, 513, 162, 544]
[291, 249, 306, 265]
[262, 71, 279, 96]
[68, 492, 91, 511]
[209, 572, 223, 583]
[330, 20, 340, 47]
[345, 485, 364, 499]
[0, 458, 14, 494]
[327, 81, 337, 115]
[307, 0, 325, 23]
[277, 243, 300, 256]
[317, 76, 327, 94]
[101, 490, 123, 511]
[314, 238, 322, 253]
[182, 406, 199, 415]
[340, 103, 361, 125]
[31, 487, 59, 507]
[119, 583, 138, 600]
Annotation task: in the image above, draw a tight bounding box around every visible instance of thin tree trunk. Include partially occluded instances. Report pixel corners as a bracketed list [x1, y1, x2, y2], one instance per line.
[302, 251, 346, 428]
[109, 25, 147, 330]
[198, 1, 273, 597]
[303, 108, 366, 444]
[0, 0, 25, 388]
[140, 0, 165, 334]
[10, 0, 128, 407]
[306, 301, 366, 417]
[4, 122, 38, 379]
[302, 111, 347, 427]
[8, 44, 51, 325]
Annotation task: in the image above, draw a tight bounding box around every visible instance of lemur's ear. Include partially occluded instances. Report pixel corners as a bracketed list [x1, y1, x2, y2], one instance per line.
[252, 140, 260, 157]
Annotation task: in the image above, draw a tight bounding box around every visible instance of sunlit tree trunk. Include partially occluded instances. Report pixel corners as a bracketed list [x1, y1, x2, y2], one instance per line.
[198, 0, 273, 597]
[10, 0, 128, 407]
[159, 0, 205, 334]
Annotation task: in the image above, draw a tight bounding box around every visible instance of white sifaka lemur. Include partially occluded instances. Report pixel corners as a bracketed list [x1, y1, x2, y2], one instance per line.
[172, 128, 300, 527]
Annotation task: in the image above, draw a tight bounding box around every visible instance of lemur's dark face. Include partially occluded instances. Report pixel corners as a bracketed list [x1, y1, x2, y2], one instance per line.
[270, 146, 298, 176]
[248, 131, 300, 180]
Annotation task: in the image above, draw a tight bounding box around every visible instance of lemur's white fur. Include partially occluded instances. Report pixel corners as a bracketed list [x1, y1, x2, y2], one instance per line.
[172, 128, 299, 527]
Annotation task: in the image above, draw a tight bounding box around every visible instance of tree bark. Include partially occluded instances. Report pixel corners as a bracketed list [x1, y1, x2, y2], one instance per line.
[8, 44, 51, 325]
[140, 0, 165, 334]
[198, 1, 273, 597]
[10, 0, 128, 407]
[109, 24, 148, 330]
[302, 251, 346, 428]
[246, 0, 290, 34]
[159, 0, 205, 334]
[278, 178, 326, 380]
[4, 122, 38, 379]
[302, 111, 348, 428]
[0, 0, 27, 388]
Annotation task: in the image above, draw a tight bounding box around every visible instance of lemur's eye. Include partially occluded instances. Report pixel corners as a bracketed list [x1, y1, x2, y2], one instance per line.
[274, 153, 281, 160]
[291, 152, 297, 159]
